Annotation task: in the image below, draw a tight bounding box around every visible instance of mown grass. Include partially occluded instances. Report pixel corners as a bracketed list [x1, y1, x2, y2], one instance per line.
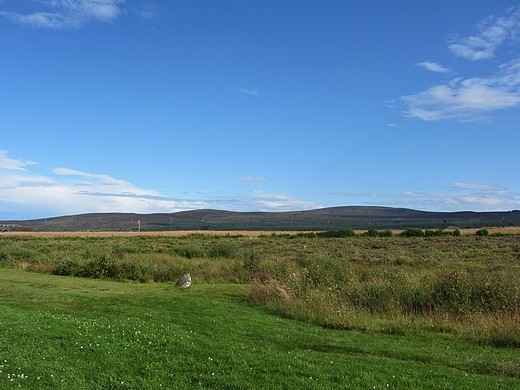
[1, 268, 519, 389]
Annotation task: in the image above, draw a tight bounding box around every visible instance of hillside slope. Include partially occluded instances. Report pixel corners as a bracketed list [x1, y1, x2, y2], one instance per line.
[3, 206, 520, 231]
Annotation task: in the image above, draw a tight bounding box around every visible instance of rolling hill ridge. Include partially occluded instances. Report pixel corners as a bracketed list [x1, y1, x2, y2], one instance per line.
[2, 206, 520, 232]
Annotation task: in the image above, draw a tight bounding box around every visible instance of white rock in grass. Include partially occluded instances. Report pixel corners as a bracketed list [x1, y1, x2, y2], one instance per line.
[175, 274, 192, 288]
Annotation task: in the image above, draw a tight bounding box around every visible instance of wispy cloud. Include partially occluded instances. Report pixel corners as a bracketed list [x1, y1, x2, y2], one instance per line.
[0, 151, 191, 218]
[401, 59, 520, 121]
[359, 187, 519, 212]
[249, 190, 322, 212]
[53, 167, 133, 187]
[416, 61, 450, 73]
[397, 188, 520, 211]
[448, 6, 520, 61]
[0, 151, 320, 219]
[400, 6, 520, 122]
[0, 0, 124, 29]
[237, 88, 260, 96]
[452, 182, 503, 191]
[0, 150, 36, 171]
[234, 175, 268, 183]
[133, 2, 159, 20]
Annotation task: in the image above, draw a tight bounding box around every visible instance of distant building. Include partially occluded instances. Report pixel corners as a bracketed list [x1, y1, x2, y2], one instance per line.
[0, 224, 33, 232]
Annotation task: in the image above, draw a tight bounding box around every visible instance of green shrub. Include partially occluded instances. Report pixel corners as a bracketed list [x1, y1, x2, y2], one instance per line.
[347, 282, 395, 314]
[54, 258, 84, 276]
[0, 251, 8, 262]
[243, 250, 262, 272]
[476, 229, 489, 236]
[209, 241, 237, 258]
[399, 228, 424, 237]
[294, 255, 351, 290]
[424, 230, 436, 237]
[432, 271, 470, 312]
[172, 245, 206, 258]
[8, 247, 39, 262]
[400, 285, 435, 315]
[296, 232, 317, 238]
[365, 228, 392, 237]
[317, 228, 356, 238]
[379, 229, 393, 237]
[367, 228, 380, 237]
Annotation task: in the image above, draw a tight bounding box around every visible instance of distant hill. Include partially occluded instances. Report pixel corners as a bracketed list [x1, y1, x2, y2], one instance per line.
[2, 206, 520, 232]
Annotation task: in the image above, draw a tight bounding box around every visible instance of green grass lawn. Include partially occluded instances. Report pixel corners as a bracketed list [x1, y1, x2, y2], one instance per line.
[1, 268, 519, 389]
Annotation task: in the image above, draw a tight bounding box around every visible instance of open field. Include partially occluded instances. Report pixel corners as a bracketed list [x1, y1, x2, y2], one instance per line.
[1, 232, 519, 388]
[3, 225, 520, 237]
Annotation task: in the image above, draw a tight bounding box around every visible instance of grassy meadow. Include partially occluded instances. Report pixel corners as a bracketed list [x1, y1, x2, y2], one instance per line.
[0, 230, 519, 388]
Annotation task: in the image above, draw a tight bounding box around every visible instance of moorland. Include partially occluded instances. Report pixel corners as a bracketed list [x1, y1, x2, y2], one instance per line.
[0, 229, 519, 389]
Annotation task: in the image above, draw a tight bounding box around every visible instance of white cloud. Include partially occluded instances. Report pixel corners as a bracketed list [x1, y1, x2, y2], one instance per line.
[0, 150, 36, 171]
[416, 61, 450, 73]
[369, 187, 520, 212]
[134, 2, 159, 20]
[237, 88, 260, 96]
[0, 151, 321, 219]
[0, 151, 196, 217]
[249, 190, 322, 212]
[400, 6, 520, 121]
[448, 6, 520, 60]
[0, 0, 124, 29]
[401, 59, 520, 121]
[53, 167, 133, 187]
[234, 175, 268, 183]
[452, 182, 503, 191]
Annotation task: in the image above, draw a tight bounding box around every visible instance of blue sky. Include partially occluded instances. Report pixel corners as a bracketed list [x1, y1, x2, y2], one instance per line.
[1, 1, 520, 220]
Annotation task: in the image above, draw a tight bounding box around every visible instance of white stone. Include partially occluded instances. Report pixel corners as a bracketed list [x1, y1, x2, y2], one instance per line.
[175, 273, 192, 288]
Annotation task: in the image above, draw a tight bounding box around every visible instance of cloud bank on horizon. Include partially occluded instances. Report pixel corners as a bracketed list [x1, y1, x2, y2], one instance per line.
[0, 150, 323, 219]
[1, 149, 517, 220]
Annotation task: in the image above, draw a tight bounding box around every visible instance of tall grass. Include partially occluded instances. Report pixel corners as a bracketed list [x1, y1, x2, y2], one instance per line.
[246, 235, 520, 346]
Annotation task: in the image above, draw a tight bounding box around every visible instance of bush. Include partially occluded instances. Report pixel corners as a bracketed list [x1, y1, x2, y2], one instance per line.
[400, 285, 434, 315]
[432, 271, 470, 311]
[172, 245, 206, 258]
[243, 251, 262, 272]
[317, 228, 356, 238]
[296, 232, 317, 238]
[0, 251, 8, 262]
[399, 228, 424, 237]
[379, 229, 393, 237]
[8, 248, 39, 262]
[209, 241, 237, 258]
[476, 229, 489, 236]
[54, 258, 84, 276]
[365, 228, 392, 237]
[367, 228, 380, 237]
